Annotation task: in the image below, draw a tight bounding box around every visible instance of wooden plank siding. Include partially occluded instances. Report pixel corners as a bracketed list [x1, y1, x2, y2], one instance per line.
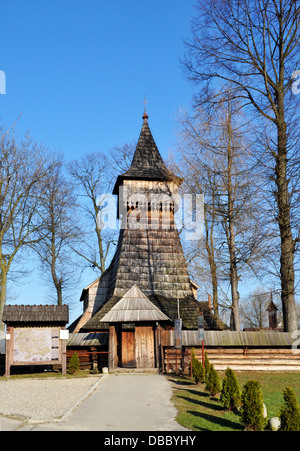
[196, 348, 300, 372]
[162, 329, 296, 347]
[163, 347, 300, 373]
[162, 330, 300, 372]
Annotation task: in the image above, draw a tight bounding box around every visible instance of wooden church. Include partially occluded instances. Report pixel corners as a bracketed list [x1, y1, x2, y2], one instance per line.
[70, 112, 227, 371]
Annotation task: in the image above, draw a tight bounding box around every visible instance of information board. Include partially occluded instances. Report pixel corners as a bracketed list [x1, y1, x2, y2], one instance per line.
[13, 328, 59, 363]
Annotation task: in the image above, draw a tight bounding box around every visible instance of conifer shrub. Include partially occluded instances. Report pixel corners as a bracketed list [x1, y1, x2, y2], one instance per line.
[191, 348, 205, 384]
[205, 363, 221, 397]
[204, 351, 210, 381]
[68, 352, 80, 374]
[279, 387, 300, 431]
[241, 380, 265, 431]
[221, 367, 241, 411]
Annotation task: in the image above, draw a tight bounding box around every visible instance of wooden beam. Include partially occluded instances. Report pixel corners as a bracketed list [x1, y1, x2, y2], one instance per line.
[61, 336, 67, 375]
[108, 325, 118, 371]
[5, 326, 12, 378]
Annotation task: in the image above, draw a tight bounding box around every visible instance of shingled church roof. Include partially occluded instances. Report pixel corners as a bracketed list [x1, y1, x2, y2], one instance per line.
[113, 112, 181, 194]
[100, 285, 170, 323]
[80, 287, 228, 331]
[104, 227, 195, 301]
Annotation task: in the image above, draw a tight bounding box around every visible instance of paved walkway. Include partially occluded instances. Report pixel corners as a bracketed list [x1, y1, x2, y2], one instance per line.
[1, 374, 187, 431]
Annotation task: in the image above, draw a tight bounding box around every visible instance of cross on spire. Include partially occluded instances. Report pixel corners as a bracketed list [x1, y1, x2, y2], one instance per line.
[143, 95, 149, 120]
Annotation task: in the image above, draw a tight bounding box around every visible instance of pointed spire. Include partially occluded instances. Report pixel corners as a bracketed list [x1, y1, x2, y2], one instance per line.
[112, 113, 182, 194]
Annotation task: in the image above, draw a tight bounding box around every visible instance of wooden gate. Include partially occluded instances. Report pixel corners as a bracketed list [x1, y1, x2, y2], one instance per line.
[121, 330, 136, 368]
[135, 326, 155, 368]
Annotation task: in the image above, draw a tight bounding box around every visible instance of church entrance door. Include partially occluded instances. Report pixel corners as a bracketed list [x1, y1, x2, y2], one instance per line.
[135, 326, 155, 368]
[121, 330, 136, 368]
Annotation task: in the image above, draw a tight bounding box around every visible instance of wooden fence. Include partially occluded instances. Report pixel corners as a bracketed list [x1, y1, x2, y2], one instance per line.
[162, 330, 300, 373]
[67, 332, 109, 371]
[163, 347, 300, 374]
[67, 349, 109, 371]
[0, 350, 110, 375]
[164, 349, 190, 375]
[204, 348, 300, 372]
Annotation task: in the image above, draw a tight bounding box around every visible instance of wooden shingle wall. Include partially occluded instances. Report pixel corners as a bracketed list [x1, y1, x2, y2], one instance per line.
[107, 227, 193, 300]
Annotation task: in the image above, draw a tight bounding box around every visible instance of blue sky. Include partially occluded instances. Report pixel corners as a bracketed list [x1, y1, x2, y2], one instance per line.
[0, 1, 195, 160]
[0, 1, 196, 323]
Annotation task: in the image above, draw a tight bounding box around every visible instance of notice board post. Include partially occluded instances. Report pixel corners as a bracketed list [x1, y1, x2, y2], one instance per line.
[174, 317, 182, 372]
[2, 305, 69, 378]
[198, 313, 205, 367]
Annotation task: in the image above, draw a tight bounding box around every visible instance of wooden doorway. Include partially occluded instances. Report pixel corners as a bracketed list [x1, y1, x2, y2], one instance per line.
[135, 326, 155, 368]
[121, 330, 136, 368]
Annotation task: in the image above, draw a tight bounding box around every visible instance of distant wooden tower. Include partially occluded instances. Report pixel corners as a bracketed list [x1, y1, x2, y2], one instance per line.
[71, 112, 226, 370]
[266, 295, 278, 330]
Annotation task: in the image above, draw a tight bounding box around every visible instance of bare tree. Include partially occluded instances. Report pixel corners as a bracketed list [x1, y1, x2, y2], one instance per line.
[109, 142, 135, 173]
[0, 127, 58, 330]
[240, 288, 283, 329]
[33, 161, 79, 306]
[183, 0, 300, 331]
[171, 142, 221, 317]
[175, 98, 265, 330]
[67, 143, 136, 275]
[67, 152, 115, 274]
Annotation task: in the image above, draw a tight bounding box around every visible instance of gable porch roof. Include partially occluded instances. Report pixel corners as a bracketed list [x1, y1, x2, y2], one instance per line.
[100, 284, 170, 323]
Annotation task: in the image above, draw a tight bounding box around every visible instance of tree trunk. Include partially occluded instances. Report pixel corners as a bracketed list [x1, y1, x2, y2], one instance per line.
[276, 118, 297, 332]
[51, 262, 63, 306]
[275, 41, 297, 332]
[56, 282, 63, 306]
[227, 114, 240, 331]
[0, 268, 7, 332]
[228, 224, 240, 331]
[95, 218, 106, 274]
[204, 203, 219, 318]
[51, 230, 63, 306]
